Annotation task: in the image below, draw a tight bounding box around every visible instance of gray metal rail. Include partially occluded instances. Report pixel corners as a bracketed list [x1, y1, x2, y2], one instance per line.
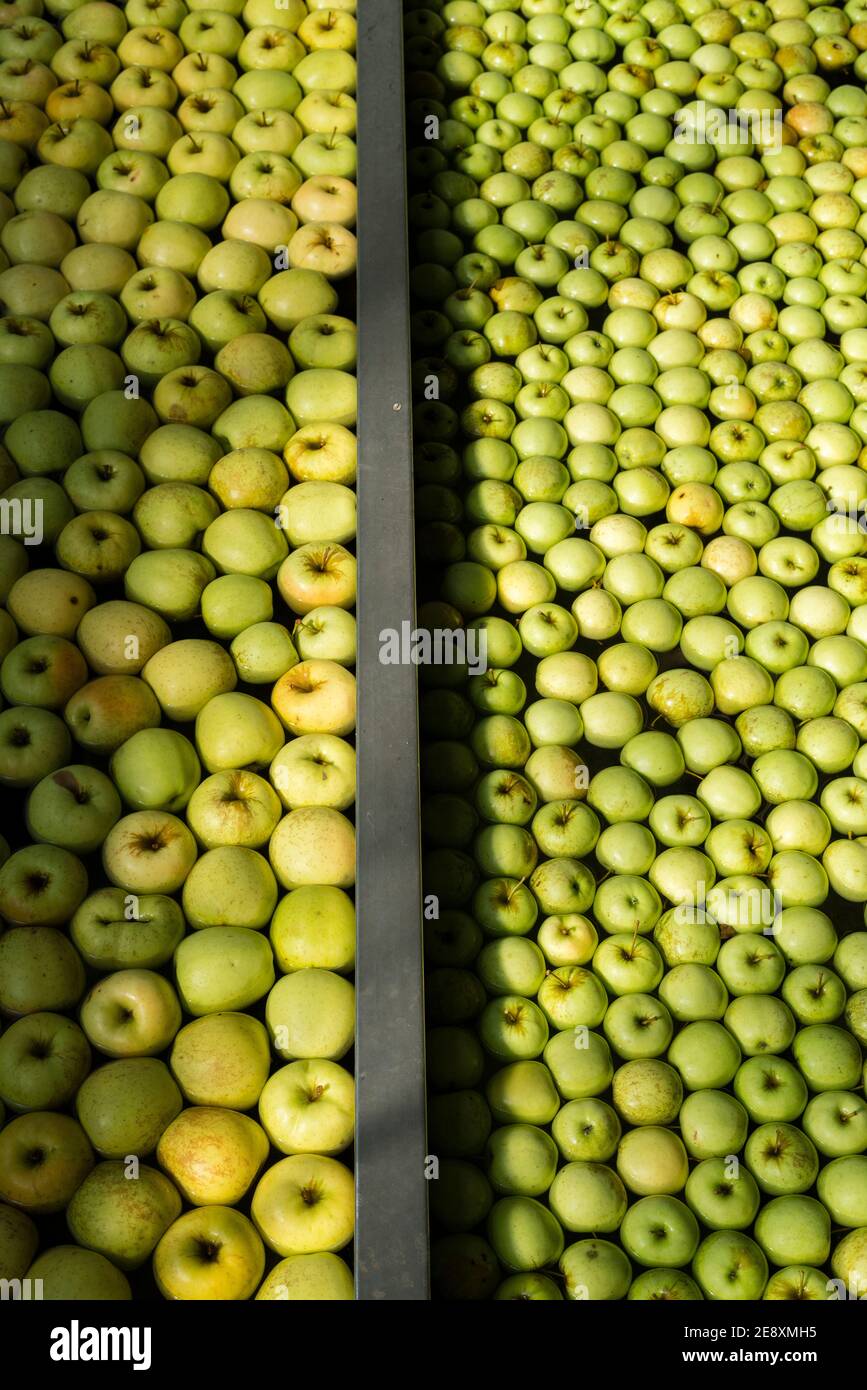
[355, 0, 429, 1301]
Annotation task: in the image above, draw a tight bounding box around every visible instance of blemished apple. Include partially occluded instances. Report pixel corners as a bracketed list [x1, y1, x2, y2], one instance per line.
[157, 1105, 270, 1206]
[66, 1161, 182, 1270]
[169, 1012, 271, 1110]
[75, 1057, 182, 1158]
[0, 924, 86, 1015]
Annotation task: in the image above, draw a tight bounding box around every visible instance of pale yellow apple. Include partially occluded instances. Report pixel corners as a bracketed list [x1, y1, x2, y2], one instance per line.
[185, 769, 282, 849]
[251, 1154, 354, 1257]
[269, 806, 355, 889]
[283, 420, 356, 484]
[269, 885, 355, 973]
[102, 810, 197, 894]
[259, 1059, 354, 1156]
[271, 658, 355, 735]
[169, 1012, 271, 1109]
[276, 541, 356, 615]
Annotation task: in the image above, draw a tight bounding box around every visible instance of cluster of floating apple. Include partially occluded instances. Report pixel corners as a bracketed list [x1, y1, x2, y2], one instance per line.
[408, 0, 867, 1300]
[0, 0, 359, 1302]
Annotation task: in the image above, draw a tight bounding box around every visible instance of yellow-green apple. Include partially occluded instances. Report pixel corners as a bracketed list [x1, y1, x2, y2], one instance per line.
[286, 368, 356, 429]
[61, 242, 137, 294]
[185, 769, 281, 849]
[255, 1251, 353, 1300]
[189, 289, 267, 353]
[62, 450, 147, 515]
[71, 886, 185, 971]
[76, 188, 153, 252]
[121, 320, 201, 390]
[138, 422, 223, 487]
[196, 239, 272, 295]
[293, 607, 356, 665]
[222, 195, 297, 250]
[212, 394, 294, 452]
[45, 79, 114, 125]
[66, 1161, 181, 1270]
[153, 1206, 265, 1300]
[111, 728, 201, 811]
[76, 599, 170, 674]
[174, 925, 275, 1015]
[169, 1011, 271, 1109]
[64, 675, 161, 754]
[265, 966, 354, 1060]
[0, 1203, 38, 1280]
[1, 634, 87, 709]
[269, 732, 355, 810]
[25, 764, 121, 853]
[6, 567, 95, 639]
[182, 845, 277, 930]
[157, 1106, 269, 1205]
[142, 637, 237, 722]
[109, 66, 178, 113]
[276, 542, 356, 614]
[79, 968, 182, 1057]
[292, 174, 355, 229]
[137, 220, 210, 274]
[259, 1059, 354, 1156]
[195, 690, 285, 772]
[283, 421, 356, 485]
[102, 810, 197, 893]
[202, 574, 273, 640]
[0, 1012, 90, 1111]
[257, 266, 337, 332]
[0, 847, 88, 929]
[288, 222, 356, 279]
[0, 264, 68, 320]
[172, 52, 239, 96]
[214, 331, 294, 396]
[124, 547, 216, 621]
[120, 266, 196, 323]
[209, 447, 289, 511]
[26, 1244, 132, 1298]
[38, 118, 110, 173]
[232, 108, 303, 157]
[152, 365, 232, 428]
[269, 806, 355, 889]
[55, 503, 142, 578]
[75, 1057, 182, 1157]
[0, 707, 72, 788]
[269, 885, 355, 974]
[277, 481, 356, 546]
[251, 1154, 354, 1256]
[0, 1111, 93, 1212]
[202, 506, 288, 579]
[288, 314, 356, 372]
[231, 621, 299, 683]
[271, 659, 356, 735]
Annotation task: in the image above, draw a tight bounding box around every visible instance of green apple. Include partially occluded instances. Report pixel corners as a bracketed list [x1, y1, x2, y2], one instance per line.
[186, 769, 281, 850]
[195, 690, 285, 772]
[755, 1195, 831, 1268]
[0, 1111, 93, 1213]
[201, 574, 273, 640]
[175, 926, 275, 1016]
[111, 728, 200, 812]
[802, 1091, 867, 1157]
[0, 844, 88, 928]
[621, 1194, 700, 1269]
[612, 1059, 682, 1126]
[269, 733, 354, 811]
[0, 707, 71, 788]
[142, 638, 237, 722]
[70, 887, 185, 971]
[266, 967, 354, 1061]
[685, 1157, 761, 1232]
[548, 1161, 627, 1235]
[1, 633, 87, 709]
[0, 1011, 90, 1111]
[259, 1059, 354, 1157]
[124, 547, 216, 622]
[817, 1156, 867, 1229]
[0, 924, 86, 1015]
[25, 1245, 131, 1300]
[170, 1012, 271, 1110]
[132, 483, 219, 550]
[269, 884, 355, 974]
[154, 1206, 264, 1301]
[744, 1122, 820, 1195]
[0, 1202, 38, 1280]
[66, 1161, 181, 1270]
[734, 1056, 808, 1123]
[231, 620, 300, 684]
[251, 1154, 354, 1256]
[793, 1023, 863, 1092]
[617, 1126, 689, 1197]
[76, 1057, 182, 1157]
[182, 845, 277, 931]
[208, 446, 288, 512]
[79, 968, 182, 1058]
[693, 1231, 768, 1301]
[487, 1194, 564, 1272]
[7, 567, 95, 640]
[269, 806, 355, 889]
[559, 1239, 632, 1301]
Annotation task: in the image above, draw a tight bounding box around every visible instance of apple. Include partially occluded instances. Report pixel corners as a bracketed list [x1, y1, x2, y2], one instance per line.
[0, 707, 72, 788]
[817, 1156, 867, 1229]
[266, 967, 354, 1061]
[124, 548, 216, 621]
[612, 1060, 682, 1127]
[77, 599, 170, 675]
[1, 634, 88, 709]
[195, 690, 285, 772]
[153, 1206, 265, 1300]
[0, 846, 88, 929]
[269, 884, 354, 974]
[559, 1239, 632, 1301]
[70, 886, 184, 972]
[169, 1012, 271, 1110]
[271, 659, 355, 735]
[0, 1203, 38, 1281]
[793, 1023, 863, 1092]
[0, 1011, 90, 1111]
[259, 1059, 354, 1157]
[102, 810, 197, 894]
[80, 968, 182, 1057]
[487, 1195, 564, 1272]
[255, 1252, 353, 1301]
[26, 1244, 132, 1299]
[693, 1231, 769, 1302]
[157, 1105, 269, 1206]
[0, 1111, 93, 1213]
[251, 1154, 353, 1258]
[66, 1159, 180, 1272]
[174, 926, 275, 1016]
[62, 451, 146, 515]
[111, 728, 201, 812]
[208, 446, 288, 511]
[142, 638, 237, 722]
[64, 677, 161, 756]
